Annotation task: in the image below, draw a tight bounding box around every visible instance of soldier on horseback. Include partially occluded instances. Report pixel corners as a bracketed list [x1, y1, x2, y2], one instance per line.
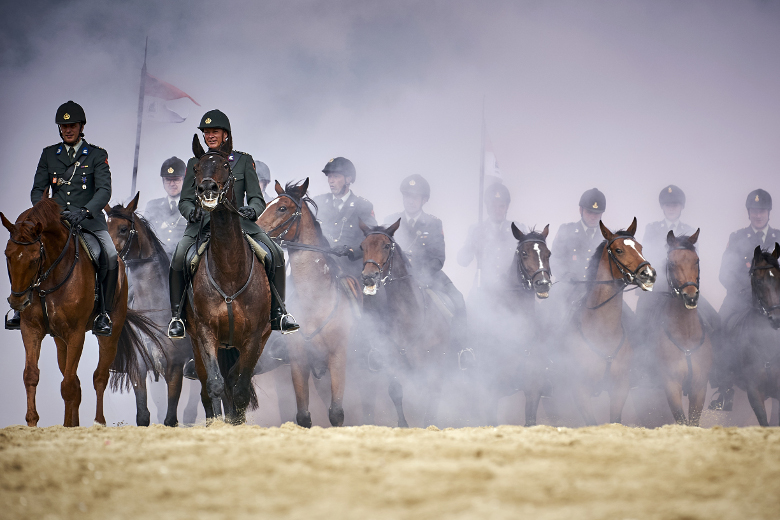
[143, 157, 187, 258]
[312, 157, 377, 278]
[166, 110, 299, 338]
[7, 101, 117, 336]
[551, 188, 607, 287]
[710, 188, 778, 410]
[641, 185, 696, 280]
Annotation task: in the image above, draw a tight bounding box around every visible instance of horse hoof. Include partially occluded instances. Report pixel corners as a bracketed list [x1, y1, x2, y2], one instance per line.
[328, 406, 344, 427]
[398, 420, 409, 428]
[164, 419, 178, 428]
[296, 411, 312, 429]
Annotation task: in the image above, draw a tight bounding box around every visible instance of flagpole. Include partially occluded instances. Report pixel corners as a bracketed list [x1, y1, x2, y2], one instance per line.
[130, 37, 147, 197]
[476, 96, 485, 288]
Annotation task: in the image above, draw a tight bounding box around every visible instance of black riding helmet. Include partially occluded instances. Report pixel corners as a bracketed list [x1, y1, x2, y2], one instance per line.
[400, 174, 431, 200]
[322, 157, 356, 183]
[579, 188, 606, 213]
[56, 101, 86, 140]
[659, 185, 686, 207]
[746, 189, 772, 211]
[160, 157, 186, 178]
[198, 109, 231, 133]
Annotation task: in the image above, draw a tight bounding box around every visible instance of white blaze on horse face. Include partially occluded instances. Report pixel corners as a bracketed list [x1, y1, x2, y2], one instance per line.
[622, 239, 646, 261]
[533, 243, 544, 270]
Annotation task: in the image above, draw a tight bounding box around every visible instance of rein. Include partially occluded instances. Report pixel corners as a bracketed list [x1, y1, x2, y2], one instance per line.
[109, 213, 156, 266]
[666, 246, 700, 299]
[362, 231, 411, 286]
[267, 194, 351, 257]
[515, 238, 551, 292]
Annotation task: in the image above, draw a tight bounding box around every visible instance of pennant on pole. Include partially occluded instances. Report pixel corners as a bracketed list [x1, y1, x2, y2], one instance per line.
[143, 72, 200, 123]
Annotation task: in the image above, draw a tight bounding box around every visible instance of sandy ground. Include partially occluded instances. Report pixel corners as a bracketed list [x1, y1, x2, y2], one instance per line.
[1, 423, 778, 520]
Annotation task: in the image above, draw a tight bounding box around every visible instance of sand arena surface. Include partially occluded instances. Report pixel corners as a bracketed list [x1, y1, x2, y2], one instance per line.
[1, 423, 779, 520]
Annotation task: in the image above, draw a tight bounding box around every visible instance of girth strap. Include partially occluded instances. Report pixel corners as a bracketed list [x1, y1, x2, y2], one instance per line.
[204, 246, 255, 347]
[663, 314, 706, 396]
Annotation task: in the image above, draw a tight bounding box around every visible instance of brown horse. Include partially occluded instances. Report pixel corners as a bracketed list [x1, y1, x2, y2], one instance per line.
[653, 229, 712, 426]
[566, 218, 656, 426]
[2, 194, 157, 427]
[187, 135, 271, 424]
[106, 193, 196, 427]
[256, 179, 359, 428]
[358, 219, 452, 427]
[481, 224, 553, 426]
[729, 244, 780, 426]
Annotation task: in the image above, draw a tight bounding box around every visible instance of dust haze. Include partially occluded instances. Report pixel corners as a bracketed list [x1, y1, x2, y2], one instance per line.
[1, 0, 779, 427]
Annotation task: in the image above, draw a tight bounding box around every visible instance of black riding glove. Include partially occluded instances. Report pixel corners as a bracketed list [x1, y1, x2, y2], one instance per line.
[333, 245, 354, 259]
[345, 247, 359, 261]
[238, 206, 257, 221]
[62, 207, 91, 227]
[187, 207, 203, 224]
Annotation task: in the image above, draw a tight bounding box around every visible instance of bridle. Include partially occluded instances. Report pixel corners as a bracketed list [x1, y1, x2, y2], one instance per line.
[362, 231, 410, 286]
[750, 260, 780, 320]
[515, 238, 551, 292]
[109, 213, 138, 262]
[582, 235, 652, 310]
[196, 150, 238, 214]
[266, 194, 303, 244]
[666, 246, 700, 299]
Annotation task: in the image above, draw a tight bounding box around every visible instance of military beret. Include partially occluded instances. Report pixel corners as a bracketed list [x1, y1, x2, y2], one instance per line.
[322, 157, 356, 182]
[160, 156, 186, 178]
[579, 188, 606, 213]
[485, 182, 511, 204]
[400, 174, 431, 199]
[659, 185, 686, 207]
[55, 100, 86, 125]
[746, 189, 772, 210]
[254, 161, 271, 182]
[198, 109, 231, 132]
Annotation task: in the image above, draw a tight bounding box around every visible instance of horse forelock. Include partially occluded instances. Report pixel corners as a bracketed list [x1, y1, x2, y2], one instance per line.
[756, 250, 780, 270]
[519, 230, 548, 244]
[17, 198, 63, 238]
[667, 236, 697, 252]
[584, 229, 635, 281]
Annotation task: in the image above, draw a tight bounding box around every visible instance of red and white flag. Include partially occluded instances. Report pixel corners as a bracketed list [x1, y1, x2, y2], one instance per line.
[143, 72, 200, 123]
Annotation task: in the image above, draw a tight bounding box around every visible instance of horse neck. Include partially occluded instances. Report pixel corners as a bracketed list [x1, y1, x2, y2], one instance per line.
[383, 251, 422, 314]
[288, 205, 334, 295]
[209, 204, 249, 273]
[582, 250, 623, 327]
[38, 223, 77, 287]
[665, 294, 701, 335]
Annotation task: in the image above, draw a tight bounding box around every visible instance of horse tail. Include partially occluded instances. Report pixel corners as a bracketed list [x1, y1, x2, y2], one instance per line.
[109, 310, 167, 392]
[217, 347, 259, 411]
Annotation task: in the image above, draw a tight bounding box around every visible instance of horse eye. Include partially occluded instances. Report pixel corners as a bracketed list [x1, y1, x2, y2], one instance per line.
[120, 227, 128, 233]
[615, 248, 623, 254]
[278, 206, 287, 212]
[521, 251, 528, 257]
[384, 243, 391, 250]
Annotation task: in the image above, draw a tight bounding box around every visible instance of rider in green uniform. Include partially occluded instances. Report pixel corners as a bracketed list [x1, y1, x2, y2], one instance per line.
[166, 109, 299, 338]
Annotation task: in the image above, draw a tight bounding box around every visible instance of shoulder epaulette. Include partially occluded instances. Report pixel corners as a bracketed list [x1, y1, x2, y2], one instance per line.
[87, 143, 106, 151]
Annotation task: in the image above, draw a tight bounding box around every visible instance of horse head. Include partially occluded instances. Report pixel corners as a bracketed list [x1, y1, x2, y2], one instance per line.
[192, 134, 234, 212]
[599, 217, 656, 290]
[256, 179, 308, 240]
[751, 243, 780, 329]
[2, 211, 45, 311]
[666, 228, 701, 309]
[359, 218, 401, 296]
[512, 223, 552, 299]
[105, 192, 140, 258]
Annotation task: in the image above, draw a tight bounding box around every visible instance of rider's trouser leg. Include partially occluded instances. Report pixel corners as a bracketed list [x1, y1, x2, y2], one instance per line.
[93, 230, 118, 336]
[249, 231, 298, 332]
[168, 236, 195, 339]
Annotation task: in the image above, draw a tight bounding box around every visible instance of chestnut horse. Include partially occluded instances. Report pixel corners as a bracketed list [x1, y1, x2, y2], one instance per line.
[565, 218, 656, 425]
[187, 136, 271, 424]
[256, 179, 359, 428]
[481, 224, 553, 427]
[358, 219, 452, 427]
[2, 194, 157, 427]
[106, 193, 196, 427]
[729, 244, 780, 426]
[653, 229, 712, 426]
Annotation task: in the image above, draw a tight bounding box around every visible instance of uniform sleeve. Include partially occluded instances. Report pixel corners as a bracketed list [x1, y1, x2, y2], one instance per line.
[719, 233, 745, 292]
[426, 218, 446, 272]
[31, 149, 50, 205]
[178, 159, 198, 219]
[361, 200, 377, 227]
[85, 148, 111, 216]
[242, 154, 266, 214]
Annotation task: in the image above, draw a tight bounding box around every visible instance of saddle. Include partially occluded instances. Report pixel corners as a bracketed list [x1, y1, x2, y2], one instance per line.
[425, 288, 455, 321]
[77, 230, 101, 268]
[186, 233, 270, 276]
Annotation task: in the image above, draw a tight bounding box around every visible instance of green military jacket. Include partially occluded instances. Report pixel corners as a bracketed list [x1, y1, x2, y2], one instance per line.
[179, 150, 266, 238]
[31, 141, 112, 233]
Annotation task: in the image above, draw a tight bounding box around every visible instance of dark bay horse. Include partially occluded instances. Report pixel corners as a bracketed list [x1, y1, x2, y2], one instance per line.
[2, 194, 157, 427]
[256, 179, 360, 428]
[729, 244, 780, 426]
[358, 219, 451, 427]
[106, 193, 196, 427]
[187, 135, 271, 424]
[481, 224, 553, 427]
[653, 229, 712, 426]
[565, 218, 656, 426]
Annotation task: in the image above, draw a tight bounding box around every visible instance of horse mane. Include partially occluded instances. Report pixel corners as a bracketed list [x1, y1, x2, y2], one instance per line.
[755, 248, 780, 270]
[584, 229, 633, 281]
[667, 235, 697, 252]
[108, 205, 171, 262]
[17, 198, 64, 239]
[519, 229, 548, 244]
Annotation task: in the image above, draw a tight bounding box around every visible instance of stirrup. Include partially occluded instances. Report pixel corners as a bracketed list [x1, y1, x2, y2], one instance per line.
[92, 313, 113, 337]
[183, 358, 198, 380]
[167, 317, 186, 339]
[5, 309, 20, 331]
[280, 313, 299, 335]
[458, 348, 476, 371]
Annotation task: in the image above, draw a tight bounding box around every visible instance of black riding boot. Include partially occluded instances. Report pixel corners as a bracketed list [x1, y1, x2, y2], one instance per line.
[269, 265, 299, 333]
[5, 310, 21, 330]
[167, 268, 186, 339]
[93, 266, 118, 337]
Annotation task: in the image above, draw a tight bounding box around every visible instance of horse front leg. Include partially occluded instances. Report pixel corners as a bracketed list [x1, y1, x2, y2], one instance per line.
[132, 372, 151, 426]
[194, 329, 225, 423]
[388, 375, 409, 428]
[57, 331, 86, 427]
[327, 342, 347, 427]
[423, 369, 442, 428]
[663, 377, 687, 426]
[164, 360, 184, 427]
[746, 382, 769, 427]
[571, 384, 598, 426]
[229, 328, 269, 425]
[288, 335, 312, 428]
[20, 325, 44, 427]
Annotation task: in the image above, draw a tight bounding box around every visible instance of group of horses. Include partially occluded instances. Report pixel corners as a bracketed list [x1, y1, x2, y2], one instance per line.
[4, 137, 780, 428]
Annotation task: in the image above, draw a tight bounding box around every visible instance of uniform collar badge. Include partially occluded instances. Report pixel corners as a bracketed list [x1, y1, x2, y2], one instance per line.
[56, 147, 62, 154]
[229, 154, 234, 161]
[81, 148, 88, 155]
[350, 202, 355, 207]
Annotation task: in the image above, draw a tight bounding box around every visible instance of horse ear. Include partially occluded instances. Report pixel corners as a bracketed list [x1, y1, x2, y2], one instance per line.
[41, 188, 50, 199]
[626, 217, 638, 237]
[32, 222, 43, 237]
[772, 243, 780, 259]
[359, 218, 371, 235]
[541, 224, 549, 239]
[104, 204, 112, 214]
[599, 221, 613, 241]
[0, 212, 16, 234]
[274, 180, 284, 195]
[511, 222, 525, 241]
[688, 228, 700, 245]
[127, 192, 140, 213]
[192, 134, 205, 158]
[301, 178, 309, 195]
[219, 134, 233, 155]
[666, 229, 676, 246]
[386, 218, 402, 237]
[754, 245, 763, 263]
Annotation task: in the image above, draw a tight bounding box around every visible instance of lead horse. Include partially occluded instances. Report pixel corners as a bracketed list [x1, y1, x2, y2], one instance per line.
[565, 218, 656, 425]
[256, 179, 360, 428]
[186, 135, 271, 424]
[2, 193, 158, 427]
